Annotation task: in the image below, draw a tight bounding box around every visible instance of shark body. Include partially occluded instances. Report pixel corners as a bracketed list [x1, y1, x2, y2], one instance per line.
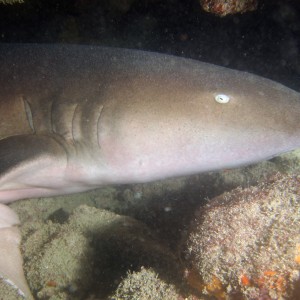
[0, 44, 300, 298]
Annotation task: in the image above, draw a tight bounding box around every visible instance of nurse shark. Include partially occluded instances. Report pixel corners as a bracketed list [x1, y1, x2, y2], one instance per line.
[0, 44, 299, 298]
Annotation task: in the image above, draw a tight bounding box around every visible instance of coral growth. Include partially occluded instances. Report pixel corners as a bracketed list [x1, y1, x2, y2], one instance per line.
[185, 174, 300, 299]
[200, 0, 257, 16]
[21, 205, 180, 299]
[110, 267, 180, 300]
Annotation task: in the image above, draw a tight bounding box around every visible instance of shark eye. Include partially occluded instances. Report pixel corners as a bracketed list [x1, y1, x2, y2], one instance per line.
[215, 94, 230, 104]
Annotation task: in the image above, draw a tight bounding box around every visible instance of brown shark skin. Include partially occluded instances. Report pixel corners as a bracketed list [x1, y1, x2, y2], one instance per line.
[1, 44, 300, 203]
[0, 44, 300, 298]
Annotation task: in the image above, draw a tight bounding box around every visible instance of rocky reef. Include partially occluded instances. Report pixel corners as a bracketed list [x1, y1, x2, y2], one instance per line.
[185, 174, 300, 299]
[199, 0, 258, 16]
[18, 205, 182, 299]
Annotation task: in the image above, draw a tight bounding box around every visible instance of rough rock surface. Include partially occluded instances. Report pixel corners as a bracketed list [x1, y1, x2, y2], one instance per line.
[186, 174, 300, 299]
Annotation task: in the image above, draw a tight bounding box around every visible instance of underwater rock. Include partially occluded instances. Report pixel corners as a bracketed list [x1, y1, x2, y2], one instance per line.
[200, 0, 258, 16]
[185, 174, 300, 299]
[110, 267, 180, 300]
[20, 205, 180, 299]
[0, 0, 23, 4]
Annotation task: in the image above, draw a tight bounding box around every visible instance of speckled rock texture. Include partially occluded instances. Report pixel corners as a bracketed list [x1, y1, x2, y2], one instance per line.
[109, 267, 180, 300]
[200, 0, 257, 16]
[19, 205, 181, 299]
[186, 174, 300, 299]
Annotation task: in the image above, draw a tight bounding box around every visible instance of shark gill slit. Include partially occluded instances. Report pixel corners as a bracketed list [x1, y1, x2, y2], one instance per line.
[71, 103, 80, 145]
[22, 97, 35, 133]
[49, 99, 55, 134]
[96, 104, 104, 150]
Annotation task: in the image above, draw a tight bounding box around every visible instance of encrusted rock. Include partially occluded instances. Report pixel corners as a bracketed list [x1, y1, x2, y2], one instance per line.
[200, 0, 258, 16]
[185, 174, 300, 299]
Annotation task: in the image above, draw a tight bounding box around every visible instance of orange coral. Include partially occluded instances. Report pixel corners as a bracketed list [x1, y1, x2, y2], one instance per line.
[184, 270, 226, 299]
[256, 270, 287, 294]
[199, 0, 257, 16]
[240, 274, 251, 286]
[263, 270, 277, 277]
[46, 280, 57, 287]
[295, 244, 300, 264]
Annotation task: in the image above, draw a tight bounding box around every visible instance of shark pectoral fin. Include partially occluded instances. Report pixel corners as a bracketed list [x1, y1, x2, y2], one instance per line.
[0, 135, 65, 297]
[0, 134, 68, 177]
[0, 204, 34, 299]
[0, 134, 68, 201]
